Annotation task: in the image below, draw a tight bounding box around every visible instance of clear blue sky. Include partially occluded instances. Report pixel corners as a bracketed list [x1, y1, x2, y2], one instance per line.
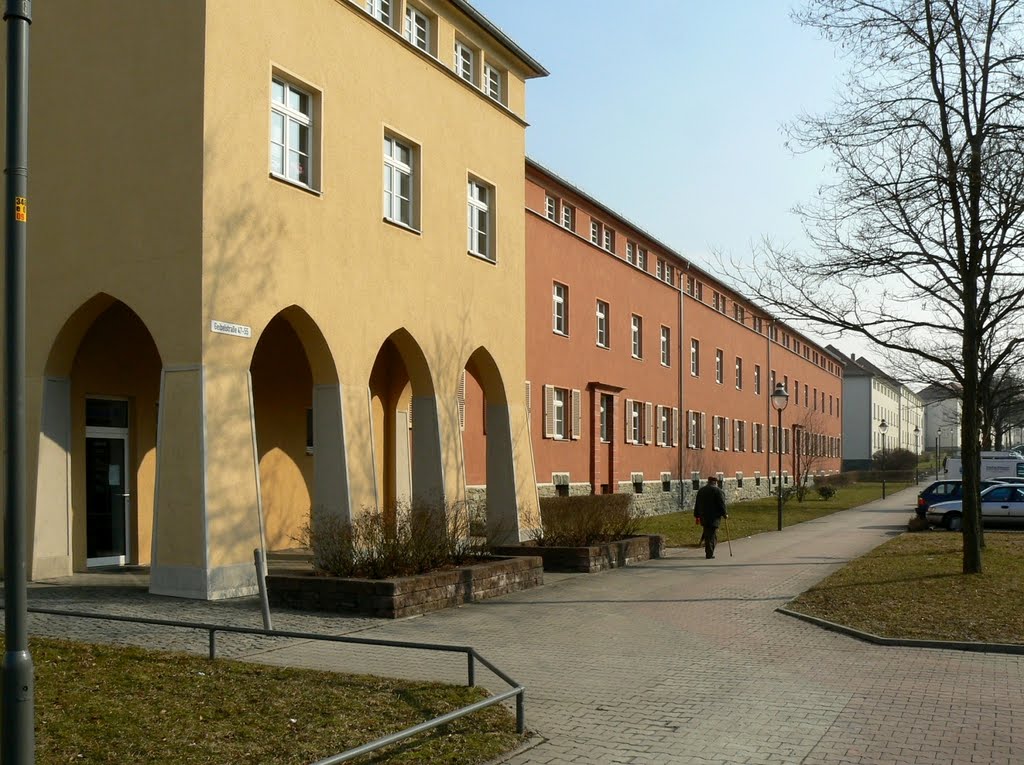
[472, 0, 844, 267]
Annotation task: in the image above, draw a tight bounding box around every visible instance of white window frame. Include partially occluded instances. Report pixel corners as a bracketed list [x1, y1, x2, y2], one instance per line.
[659, 406, 671, 447]
[467, 177, 494, 261]
[690, 339, 699, 376]
[596, 300, 609, 348]
[715, 349, 724, 384]
[553, 282, 568, 336]
[552, 388, 566, 440]
[383, 134, 416, 228]
[660, 327, 670, 367]
[735, 357, 743, 389]
[631, 315, 643, 359]
[404, 5, 431, 52]
[455, 40, 475, 83]
[270, 77, 315, 188]
[591, 221, 601, 245]
[366, 0, 392, 25]
[603, 228, 614, 252]
[630, 400, 643, 444]
[636, 247, 647, 270]
[545, 194, 557, 221]
[561, 203, 574, 230]
[600, 394, 611, 442]
[657, 259, 664, 279]
[626, 241, 635, 265]
[485, 63, 503, 102]
[754, 364, 761, 395]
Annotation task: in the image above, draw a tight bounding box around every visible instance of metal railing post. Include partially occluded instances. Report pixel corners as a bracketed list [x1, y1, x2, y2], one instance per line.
[516, 689, 525, 734]
[254, 548, 273, 631]
[208, 629, 216, 660]
[467, 652, 475, 687]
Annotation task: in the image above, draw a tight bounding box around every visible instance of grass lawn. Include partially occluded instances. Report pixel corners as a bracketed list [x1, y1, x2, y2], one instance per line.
[787, 532, 1024, 643]
[23, 636, 522, 765]
[639, 481, 915, 548]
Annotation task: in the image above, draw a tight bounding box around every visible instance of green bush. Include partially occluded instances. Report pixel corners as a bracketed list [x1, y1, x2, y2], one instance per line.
[533, 494, 644, 547]
[817, 485, 837, 500]
[305, 500, 489, 579]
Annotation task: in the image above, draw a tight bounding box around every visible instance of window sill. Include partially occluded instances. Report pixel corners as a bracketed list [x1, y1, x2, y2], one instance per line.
[553, 330, 569, 338]
[383, 217, 421, 235]
[597, 343, 610, 350]
[631, 355, 643, 361]
[467, 250, 496, 265]
[269, 173, 321, 196]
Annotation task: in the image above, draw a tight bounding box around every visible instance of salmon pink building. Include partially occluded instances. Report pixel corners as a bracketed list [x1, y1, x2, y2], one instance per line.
[518, 160, 844, 512]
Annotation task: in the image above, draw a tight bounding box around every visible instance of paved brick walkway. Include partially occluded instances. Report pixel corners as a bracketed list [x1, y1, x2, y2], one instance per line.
[21, 487, 1024, 764]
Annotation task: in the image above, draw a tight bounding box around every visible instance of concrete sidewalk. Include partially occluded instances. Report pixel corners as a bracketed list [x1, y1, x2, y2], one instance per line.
[23, 487, 1024, 764]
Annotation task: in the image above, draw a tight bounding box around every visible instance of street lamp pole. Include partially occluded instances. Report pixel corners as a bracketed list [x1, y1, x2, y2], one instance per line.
[936, 428, 941, 479]
[914, 425, 920, 485]
[879, 418, 889, 499]
[771, 383, 790, 531]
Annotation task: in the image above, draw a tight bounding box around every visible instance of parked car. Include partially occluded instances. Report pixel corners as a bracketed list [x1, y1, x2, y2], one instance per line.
[989, 476, 1024, 485]
[915, 479, 1005, 517]
[925, 483, 1024, 530]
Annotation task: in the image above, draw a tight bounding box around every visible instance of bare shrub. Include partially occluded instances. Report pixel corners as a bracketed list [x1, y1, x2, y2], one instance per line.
[305, 500, 490, 579]
[532, 494, 645, 547]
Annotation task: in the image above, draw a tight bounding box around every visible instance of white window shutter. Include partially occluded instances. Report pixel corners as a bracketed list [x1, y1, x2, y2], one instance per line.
[571, 388, 582, 440]
[457, 370, 466, 431]
[672, 407, 679, 447]
[724, 417, 731, 451]
[543, 385, 554, 438]
[700, 412, 706, 449]
[625, 398, 634, 443]
[644, 402, 654, 444]
[656, 406, 664, 446]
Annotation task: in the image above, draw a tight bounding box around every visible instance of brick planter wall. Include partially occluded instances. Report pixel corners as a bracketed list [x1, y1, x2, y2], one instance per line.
[492, 535, 665, 573]
[266, 555, 544, 619]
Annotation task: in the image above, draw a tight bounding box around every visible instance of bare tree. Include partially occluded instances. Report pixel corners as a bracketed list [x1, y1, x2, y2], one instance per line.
[733, 0, 1024, 574]
[791, 408, 836, 500]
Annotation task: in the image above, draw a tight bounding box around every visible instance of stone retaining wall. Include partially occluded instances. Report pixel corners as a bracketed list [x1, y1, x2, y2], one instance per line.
[266, 555, 543, 619]
[492, 535, 664, 573]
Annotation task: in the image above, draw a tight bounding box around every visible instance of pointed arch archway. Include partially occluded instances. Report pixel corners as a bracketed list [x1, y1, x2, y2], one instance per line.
[249, 306, 346, 551]
[33, 294, 163, 577]
[368, 329, 444, 512]
[460, 347, 518, 544]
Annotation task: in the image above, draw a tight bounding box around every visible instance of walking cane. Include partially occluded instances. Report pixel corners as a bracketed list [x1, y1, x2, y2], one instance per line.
[724, 515, 733, 557]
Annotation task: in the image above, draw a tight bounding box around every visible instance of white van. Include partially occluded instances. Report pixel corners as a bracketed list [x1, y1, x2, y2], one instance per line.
[943, 456, 1024, 480]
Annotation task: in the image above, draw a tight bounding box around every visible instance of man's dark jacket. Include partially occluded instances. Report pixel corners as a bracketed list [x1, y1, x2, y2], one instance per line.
[694, 484, 727, 528]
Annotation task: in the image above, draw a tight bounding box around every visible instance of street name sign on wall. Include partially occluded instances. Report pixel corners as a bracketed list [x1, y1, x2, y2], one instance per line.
[210, 320, 252, 338]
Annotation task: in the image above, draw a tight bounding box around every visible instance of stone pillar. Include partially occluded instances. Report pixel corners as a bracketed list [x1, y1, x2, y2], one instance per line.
[312, 384, 350, 523]
[150, 365, 263, 600]
[30, 376, 72, 579]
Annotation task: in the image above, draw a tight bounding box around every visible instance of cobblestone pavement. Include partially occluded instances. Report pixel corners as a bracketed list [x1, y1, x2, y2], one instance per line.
[19, 488, 1024, 764]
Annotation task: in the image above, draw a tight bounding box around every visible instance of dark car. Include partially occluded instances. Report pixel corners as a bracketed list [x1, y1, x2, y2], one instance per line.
[915, 479, 1004, 517]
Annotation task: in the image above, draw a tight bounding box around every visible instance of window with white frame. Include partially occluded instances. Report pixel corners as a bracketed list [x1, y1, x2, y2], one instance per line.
[735, 356, 743, 389]
[467, 178, 493, 260]
[656, 259, 664, 279]
[484, 64, 503, 102]
[600, 394, 612, 442]
[366, 0, 392, 25]
[383, 134, 415, 227]
[631, 315, 643, 359]
[754, 364, 761, 394]
[591, 220, 601, 245]
[734, 420, 746, 451]
[404, 5, 431, 51]
[545, 194, 557, 221]
[630, 400, 643, 444]
[753, 316, 763, 333]
[552, 387, 566, 439]
[753, 422, 763, 452]
[596, 300, 609, 348]
[659, 406, 671, 446]
[661, 327, 670, 366]
[636, 247, 648, 270]
[715, 349, 724, 384]
[626, 241, 635, 265]
[690, 338, 700, 376]
[713, 416, 724, 450]
[454, 40, 475, 83]
[553, 282, 568, 335]
[687, 410, 698, 448]
[603, 227, 615, 253]
[561, 203, 575, 231]
[270, 77, 315, 188]
[664, 263, 674, 284]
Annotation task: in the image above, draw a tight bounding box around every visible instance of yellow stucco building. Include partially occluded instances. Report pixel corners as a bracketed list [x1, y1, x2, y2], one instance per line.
[16, 0, 545, 599]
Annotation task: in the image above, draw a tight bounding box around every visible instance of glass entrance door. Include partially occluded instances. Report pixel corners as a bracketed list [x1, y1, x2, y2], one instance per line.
[85, 399, 130, 567]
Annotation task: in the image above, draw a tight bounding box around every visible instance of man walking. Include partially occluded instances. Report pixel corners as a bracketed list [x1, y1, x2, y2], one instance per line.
[694, 476, 727, 559]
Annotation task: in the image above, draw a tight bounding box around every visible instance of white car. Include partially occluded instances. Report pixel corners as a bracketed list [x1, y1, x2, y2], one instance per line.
[926, 483, 1024, 530]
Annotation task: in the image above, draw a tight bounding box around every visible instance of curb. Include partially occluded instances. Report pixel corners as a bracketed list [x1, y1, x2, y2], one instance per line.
[777, 607, 1024, 655]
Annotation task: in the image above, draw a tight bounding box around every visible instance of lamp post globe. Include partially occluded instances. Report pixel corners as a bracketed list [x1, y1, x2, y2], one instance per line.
[879, 418, 889, 499]
[770, 383, 790, 531]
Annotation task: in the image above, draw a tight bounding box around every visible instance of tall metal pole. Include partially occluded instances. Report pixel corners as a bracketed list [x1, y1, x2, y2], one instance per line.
[881, 432, 887, 499]
[2, 2, 34, 763]
[776, 408, 783, 531]
[935, 430, 940, 479]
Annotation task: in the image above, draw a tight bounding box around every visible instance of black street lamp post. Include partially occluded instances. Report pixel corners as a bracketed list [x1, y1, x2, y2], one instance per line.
[879, 418, 889, 499]
[771, 383, 789, 531]
[936, 428, 941, 479]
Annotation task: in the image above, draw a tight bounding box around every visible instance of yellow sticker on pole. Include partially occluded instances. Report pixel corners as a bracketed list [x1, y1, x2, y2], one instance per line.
[14, 197, 27, 222]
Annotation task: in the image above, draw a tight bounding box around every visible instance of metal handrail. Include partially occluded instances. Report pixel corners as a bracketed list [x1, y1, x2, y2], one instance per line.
[23, 606, 526, 762]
